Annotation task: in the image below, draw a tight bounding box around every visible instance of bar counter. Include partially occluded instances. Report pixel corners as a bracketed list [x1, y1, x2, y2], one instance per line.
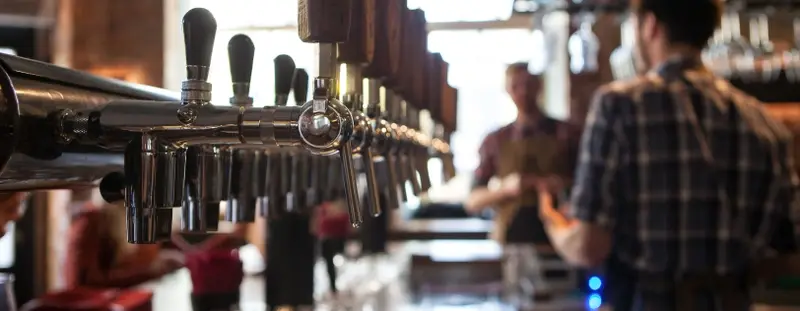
[137, 239, 800, 311]
[138, 240, 589, 311]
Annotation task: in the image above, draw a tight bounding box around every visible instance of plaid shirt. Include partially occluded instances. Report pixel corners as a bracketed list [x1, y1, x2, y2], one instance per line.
[570, 57, 800, 274]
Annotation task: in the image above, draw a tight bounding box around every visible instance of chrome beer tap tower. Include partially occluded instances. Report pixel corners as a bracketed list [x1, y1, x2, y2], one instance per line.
[0, 2, 458, 252]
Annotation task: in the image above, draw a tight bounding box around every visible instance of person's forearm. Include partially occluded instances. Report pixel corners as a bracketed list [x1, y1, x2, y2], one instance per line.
[464, 187, 510, 214]
[544, 220, 610, 268]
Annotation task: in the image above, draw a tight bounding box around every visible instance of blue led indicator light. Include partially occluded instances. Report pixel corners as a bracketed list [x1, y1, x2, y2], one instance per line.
[587, 293, 603, 309]
[588, 276, 602, 291]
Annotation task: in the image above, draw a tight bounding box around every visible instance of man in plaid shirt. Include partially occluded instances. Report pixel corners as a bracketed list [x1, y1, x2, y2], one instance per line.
[536, 0, 800, 310]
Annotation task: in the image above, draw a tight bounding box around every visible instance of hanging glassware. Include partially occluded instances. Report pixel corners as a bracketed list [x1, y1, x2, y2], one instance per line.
[703, 7, 758, 79]
[783, 17, 800, 83]
[750, 12, 780, 83]
[568, 12, 599, 74]
[610, 15, 637, 80]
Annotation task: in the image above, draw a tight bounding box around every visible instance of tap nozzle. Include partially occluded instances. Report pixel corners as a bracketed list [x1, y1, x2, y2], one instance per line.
[226, 150, 259, 222]
[125, 135, 178, 244]
[182, 146, 224, 232]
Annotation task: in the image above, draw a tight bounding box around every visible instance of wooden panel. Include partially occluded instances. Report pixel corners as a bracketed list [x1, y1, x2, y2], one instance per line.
[362, 0, 391, 78]
[338, 0, 374, 64]
[54, 0, 165, 87]
[568, 13, 619, 126]
[0, 0, 43, 16]
[384, 0, 406, 87]
[297, 0, 352, 43]
[410, 10, 428, 110]
[442, 85, 457, 132]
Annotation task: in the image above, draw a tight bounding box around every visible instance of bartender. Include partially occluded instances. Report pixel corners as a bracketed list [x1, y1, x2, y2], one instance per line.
[465, 62, 578, 301]
[538, 0, 800, 310]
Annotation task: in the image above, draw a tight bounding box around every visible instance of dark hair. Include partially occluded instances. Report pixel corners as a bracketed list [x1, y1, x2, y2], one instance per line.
[632, 0, 722, 49]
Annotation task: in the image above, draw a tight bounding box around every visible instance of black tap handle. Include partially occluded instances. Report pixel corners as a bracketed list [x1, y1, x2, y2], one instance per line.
[293, 69, 310, 105]
[182, 8, 217, 76]
[228, 34, 255, 84]
[274, 54, 296, 96]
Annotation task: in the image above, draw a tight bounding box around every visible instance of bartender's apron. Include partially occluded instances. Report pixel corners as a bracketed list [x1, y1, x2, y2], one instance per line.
[493, 125, 571, 296]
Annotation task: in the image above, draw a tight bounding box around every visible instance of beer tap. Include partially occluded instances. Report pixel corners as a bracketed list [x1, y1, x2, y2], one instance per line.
[267, 55, 296, 215]
[167, 7, 222, 239]
[401, 103, 423, 196]
[53, 8, 363, 242]
[274, 54, 304, 213]
[387, 93, 409, 203]
[370, 86, 401, 210]
[408, 105, 432, 192]
[298, 0, 364, 226]
[407, 10, 433, 193]
[434, 124, 456, 182]
[339, 0, 382, 217]
[415, 108, 434, 192]
[292, 69, 316, 211]
[225, 34, 260, 223]
[359, 0, 401, 210]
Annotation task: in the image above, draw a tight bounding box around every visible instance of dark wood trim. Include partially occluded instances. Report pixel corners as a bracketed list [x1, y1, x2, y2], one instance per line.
[12, 192, 49, 306]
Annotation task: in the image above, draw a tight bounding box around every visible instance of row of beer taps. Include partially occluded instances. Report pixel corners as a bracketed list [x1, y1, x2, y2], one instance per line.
[55, 1, 455, 244]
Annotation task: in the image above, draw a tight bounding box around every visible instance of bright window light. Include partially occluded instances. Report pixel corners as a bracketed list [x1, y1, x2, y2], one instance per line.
[408, 0, 514, 23]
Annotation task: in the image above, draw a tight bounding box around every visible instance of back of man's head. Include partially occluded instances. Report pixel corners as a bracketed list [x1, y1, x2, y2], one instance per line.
[631, 0, 723, 49]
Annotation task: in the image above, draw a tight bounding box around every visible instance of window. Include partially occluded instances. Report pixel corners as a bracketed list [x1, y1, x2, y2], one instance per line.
[188, 0, 296, 29]
[408, 0, 514, 23]
[167, 2, 318, 105]
[205, 30, 317, 107]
